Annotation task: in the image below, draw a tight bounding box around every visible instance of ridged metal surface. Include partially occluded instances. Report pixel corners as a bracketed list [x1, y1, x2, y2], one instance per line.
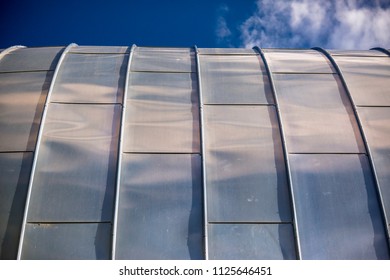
[0, 44, 389, 260]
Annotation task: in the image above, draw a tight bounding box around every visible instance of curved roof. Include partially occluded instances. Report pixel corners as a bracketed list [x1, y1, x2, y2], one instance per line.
[0, 45, 389, 260]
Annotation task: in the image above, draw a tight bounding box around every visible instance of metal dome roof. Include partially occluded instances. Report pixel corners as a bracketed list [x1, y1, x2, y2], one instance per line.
[0, 44, 389, 260]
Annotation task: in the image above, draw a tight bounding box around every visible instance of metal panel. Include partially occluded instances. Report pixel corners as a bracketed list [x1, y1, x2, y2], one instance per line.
[263, 49, 335, 73]
[199, 48, 257, 55]
[0, 71, 52, 151]
[199, 55, 274, 104]
[290, 154, 389, 260]
[128, 72, 198, 104]
[51, 53, 127, 103]
[358, 107, 390, 222]
[329, 50, 387, 57]
[0, 153, 33, 259]
[131, 48, 195, 72]
[204, 105, 291, 222]
[0, 47, 63, 72]
[273, 74, 365, 153]
[21, 223, 111, 259]
[208, 224, 296, 260]
[124, 99, 200, 153]
[332, 56, 390, 106]
[115, 154, 203, 260]
[70, 46, 129, 53]
[27, 104, 120, 222]
[135, 47, 193, 53]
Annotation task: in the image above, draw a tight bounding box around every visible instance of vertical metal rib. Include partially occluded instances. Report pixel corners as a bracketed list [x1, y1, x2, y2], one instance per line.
[313, 47, 390, 249]
[0, 45, 26, 61]
[253, 46, 302, 260]
[370, 47, 390, 56]
[111, 44, 136, 260]
[194, 46, 209, 259]
[16, 43, 78, 259]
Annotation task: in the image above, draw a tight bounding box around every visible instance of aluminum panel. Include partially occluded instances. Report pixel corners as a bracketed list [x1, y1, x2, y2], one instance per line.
[27, 104, 120, 222]
[131, 48, 195, 72]
[51, 53, 127, 103]
[263, 49, 335, 73]
[199, 55, 274, 104]
[333, 56, 390, 106]
[198, 48, 257, 55]
[0, 47, 63, 72]
[124, 100, 200, 153]
[358, 107, 390, 222]
[136, 47, 193, 53]
[290, 154, 389, 260]
[0, 71, 51, 151]
[208, 224, 296, 260]
[115, 154, 203, 260]
[70, 46, 129, 53]
[0, 153, 33, 259]
[128, 72, 198, 104]
[21, 223, 111, 259]
[274, 74, 365, 153]
[204, 106, 291, 222]
[329, 50, 387, 57]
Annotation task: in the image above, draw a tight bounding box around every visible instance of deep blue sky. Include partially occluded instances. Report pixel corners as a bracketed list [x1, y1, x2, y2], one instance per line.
[0, 0, 254, 48]
[1, 0, 389, 49]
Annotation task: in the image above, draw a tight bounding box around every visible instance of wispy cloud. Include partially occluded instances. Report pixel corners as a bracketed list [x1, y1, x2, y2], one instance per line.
[238, 0, 390, 49]
[216, 4, 232, 45]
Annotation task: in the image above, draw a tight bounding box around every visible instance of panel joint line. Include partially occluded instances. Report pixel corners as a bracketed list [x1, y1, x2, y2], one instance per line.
[370, 47, 390, 57]
[194, 45, 209, 260]
[111, 44, 137, 260]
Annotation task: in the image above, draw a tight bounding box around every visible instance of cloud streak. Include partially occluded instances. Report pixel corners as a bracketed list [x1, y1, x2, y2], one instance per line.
[238, 0, 390, 49]
[216, 4, 232, 45]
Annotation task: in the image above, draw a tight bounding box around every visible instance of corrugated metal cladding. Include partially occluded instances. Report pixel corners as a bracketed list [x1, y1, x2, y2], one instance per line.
[0, 45, 389, 260]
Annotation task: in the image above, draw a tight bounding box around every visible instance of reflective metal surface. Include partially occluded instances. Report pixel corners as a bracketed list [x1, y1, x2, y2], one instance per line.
[199, 55, 274, 104]
[204, 105, 291, 222]
[0, 71, 52, 152]
[0, 47, 64, 72]
[358, 107, 390, 222]
[128, 72, 198, 103]
[208, 224, 296, 260]
[0, 153, 33, 259]
[333, 56, 390, 106]
[124, 99, 200, 153]
[131, 47, 195, 72]
[27, 104, 120, 222]
[290, 154, 389, 259]
[263, 49, 335, 73]
[199, 48, 257, 55]
[1, 45, 389, 260]
[329, 50, 387, 56]
[70, 46, 129, 54]
[115, 154, 203, 260]
[21, 223, 111, 259]
[51, 53, 128, 103]
[273, 74, 365, 153]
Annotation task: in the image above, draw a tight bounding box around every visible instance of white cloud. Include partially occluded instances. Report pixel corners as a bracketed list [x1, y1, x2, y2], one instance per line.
[216, 4, 232, 44]
[239, 0, 390, 49]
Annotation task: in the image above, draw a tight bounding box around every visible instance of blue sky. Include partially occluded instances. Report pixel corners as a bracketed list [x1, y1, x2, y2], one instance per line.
[1, 0, 389, 49]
